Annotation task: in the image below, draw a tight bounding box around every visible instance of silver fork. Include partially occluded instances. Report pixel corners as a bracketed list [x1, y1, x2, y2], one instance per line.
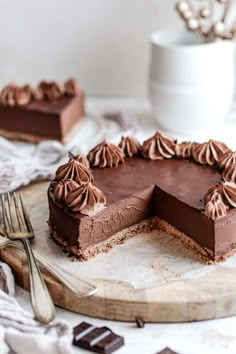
[1, 192, 55, 324]
[0, 235, 97, 298]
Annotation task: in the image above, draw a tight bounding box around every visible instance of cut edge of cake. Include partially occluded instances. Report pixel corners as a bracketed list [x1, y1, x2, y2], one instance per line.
[48, 215, 226, 264]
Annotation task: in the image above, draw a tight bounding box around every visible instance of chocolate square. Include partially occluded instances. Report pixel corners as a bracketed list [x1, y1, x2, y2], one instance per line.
[73, 322, 124, 354]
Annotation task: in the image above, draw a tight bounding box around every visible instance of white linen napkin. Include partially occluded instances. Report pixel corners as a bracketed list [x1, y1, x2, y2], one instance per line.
[0, 138, 68, 193]
[0, 261, 73, 354]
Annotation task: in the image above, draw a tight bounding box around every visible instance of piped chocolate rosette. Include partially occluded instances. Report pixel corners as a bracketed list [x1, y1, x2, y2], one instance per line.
[65, 183, 106, 216]
[53, 153, 106, 216]
[119, 136, 141, 157]
[87, 140, 125, 168]
[0, 78, 80, 106]
[192, 140, 230, 165]
[68, 151, 90, 169]
[54, 180, 79, 202]
[0, 84, 32, 106]
[175, 141, 196, 159]
[204, 181, 236, 220]
[55, 158, 93, 184]
[201, 149, 236, 220]
[141, 132, 176, 160]
[218, 151, 236, 171]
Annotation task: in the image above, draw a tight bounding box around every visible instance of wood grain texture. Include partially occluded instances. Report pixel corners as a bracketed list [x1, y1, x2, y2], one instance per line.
[1, 181, 236, 323]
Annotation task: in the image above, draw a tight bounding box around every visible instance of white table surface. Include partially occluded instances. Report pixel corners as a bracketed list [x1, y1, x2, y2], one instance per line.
[15, 284, 236, 354]
[14, 98, 236, 354]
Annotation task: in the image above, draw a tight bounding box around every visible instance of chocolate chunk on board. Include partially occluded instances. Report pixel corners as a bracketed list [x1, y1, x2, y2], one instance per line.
[135, 316, 145, 328]
[157, 347, 179, 354]
[73, 322, 124, 354]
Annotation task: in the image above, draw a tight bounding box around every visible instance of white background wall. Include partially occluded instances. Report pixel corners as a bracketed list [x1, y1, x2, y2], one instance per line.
[0, 0, 234, 97]
[0, 0, 181, 97]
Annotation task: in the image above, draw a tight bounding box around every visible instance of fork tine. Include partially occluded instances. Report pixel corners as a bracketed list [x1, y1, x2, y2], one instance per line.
[4, 195, 12, 232]
[19, 193, 34, 234]
[1, 194, 13, 233]
[1, 195, 8, 234]
[7, 193, 15, 233]
[13, 192, 23, 232]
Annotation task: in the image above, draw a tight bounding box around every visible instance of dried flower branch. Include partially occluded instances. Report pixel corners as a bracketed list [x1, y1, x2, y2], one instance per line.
[176, 0, 235, 42]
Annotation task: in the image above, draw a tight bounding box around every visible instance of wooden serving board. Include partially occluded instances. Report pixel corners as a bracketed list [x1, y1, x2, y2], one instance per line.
[1, 181, 236, 323]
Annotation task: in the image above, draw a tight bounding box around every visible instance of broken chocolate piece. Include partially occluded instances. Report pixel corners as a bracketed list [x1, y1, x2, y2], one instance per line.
[157, 348, 179, 354]
[73, 322, 124, 354]
[135, 316, 145, 328]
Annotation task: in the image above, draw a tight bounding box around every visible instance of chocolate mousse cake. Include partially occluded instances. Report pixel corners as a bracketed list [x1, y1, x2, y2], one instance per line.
[48, 133, 236, 263]
[0, 79, 84, 143]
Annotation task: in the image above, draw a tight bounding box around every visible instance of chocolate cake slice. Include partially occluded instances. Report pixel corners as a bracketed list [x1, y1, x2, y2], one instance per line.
[48, 135, 236, 263]
[0, 79, 84, 143]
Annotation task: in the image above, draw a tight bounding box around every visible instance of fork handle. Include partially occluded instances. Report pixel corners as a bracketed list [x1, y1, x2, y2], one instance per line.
[1, 238, 97, 297]
[33, 252, 97, 297]
[22, 239, 55, 324]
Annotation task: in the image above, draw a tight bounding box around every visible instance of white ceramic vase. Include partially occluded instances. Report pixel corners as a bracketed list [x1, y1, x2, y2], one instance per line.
[149, 30, 235, 139]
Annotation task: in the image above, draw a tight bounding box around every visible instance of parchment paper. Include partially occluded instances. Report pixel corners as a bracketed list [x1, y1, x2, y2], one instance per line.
[30, 201, 236, 289]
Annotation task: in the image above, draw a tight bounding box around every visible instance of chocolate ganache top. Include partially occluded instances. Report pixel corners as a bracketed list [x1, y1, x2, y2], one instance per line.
[51, 132, 236, 221]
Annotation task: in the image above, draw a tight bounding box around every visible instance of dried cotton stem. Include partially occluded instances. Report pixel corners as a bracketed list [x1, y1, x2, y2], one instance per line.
[175, 0, 235, 42]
